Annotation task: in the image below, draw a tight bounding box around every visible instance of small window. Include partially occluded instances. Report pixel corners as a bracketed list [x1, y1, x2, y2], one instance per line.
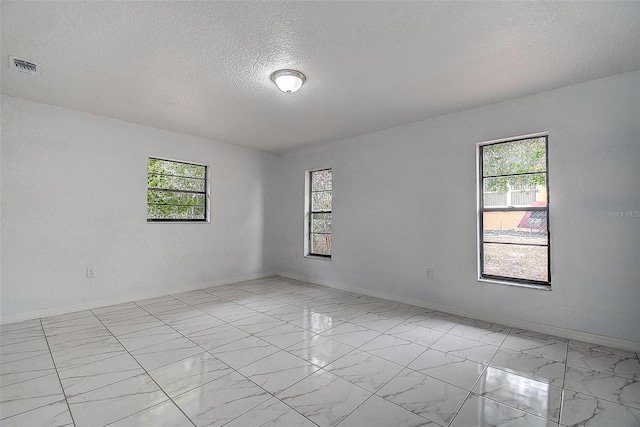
[478, 135, 550, 286]
[307, 168, 332, 257]
[147, 157, 208, 222]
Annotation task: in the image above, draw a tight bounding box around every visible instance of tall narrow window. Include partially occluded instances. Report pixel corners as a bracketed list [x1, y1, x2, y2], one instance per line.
[308, 168, 332, 257]
[147, 157, 208, 222]
[478, 135, 550, 286]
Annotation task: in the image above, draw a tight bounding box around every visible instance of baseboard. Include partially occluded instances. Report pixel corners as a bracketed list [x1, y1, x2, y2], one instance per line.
[0, 272, 276, 325]
[277, 271, 640, 353]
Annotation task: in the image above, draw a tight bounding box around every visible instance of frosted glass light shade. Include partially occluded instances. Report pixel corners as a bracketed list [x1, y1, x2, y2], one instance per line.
[270, 69, 306, 93]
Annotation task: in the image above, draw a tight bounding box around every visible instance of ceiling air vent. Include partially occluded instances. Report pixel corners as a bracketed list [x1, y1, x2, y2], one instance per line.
[9, 56, 39, 75]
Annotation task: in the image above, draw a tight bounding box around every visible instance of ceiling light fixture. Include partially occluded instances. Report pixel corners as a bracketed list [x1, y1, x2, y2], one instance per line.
[270, 69, 306, 94]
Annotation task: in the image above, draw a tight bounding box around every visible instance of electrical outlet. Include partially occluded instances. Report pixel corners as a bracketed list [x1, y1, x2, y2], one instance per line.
[87, 267, 96, 278]
[426, 268, 433, 280]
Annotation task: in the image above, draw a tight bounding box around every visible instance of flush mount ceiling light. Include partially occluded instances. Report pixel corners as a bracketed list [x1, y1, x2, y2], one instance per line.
[270, 69, 306, 94]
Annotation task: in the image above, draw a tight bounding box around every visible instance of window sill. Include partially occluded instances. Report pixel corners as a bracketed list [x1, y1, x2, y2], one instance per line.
[147, 220, 210, 224]
[304, 255, 332, 261]
[478, 277, 551, 291]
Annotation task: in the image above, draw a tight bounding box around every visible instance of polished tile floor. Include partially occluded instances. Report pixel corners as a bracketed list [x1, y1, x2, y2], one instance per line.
[2, 276, 639, 426]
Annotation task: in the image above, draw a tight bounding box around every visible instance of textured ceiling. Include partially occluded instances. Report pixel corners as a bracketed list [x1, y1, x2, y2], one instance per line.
[2, 1, 639, 153]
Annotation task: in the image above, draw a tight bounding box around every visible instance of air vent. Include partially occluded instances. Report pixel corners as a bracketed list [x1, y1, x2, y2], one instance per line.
[9, 56, 39, 75]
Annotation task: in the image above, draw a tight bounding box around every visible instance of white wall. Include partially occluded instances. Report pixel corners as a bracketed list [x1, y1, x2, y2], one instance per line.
[270, 71, 640, 348]
[1, 96, 276, 322]
[2, 72, 639, 349]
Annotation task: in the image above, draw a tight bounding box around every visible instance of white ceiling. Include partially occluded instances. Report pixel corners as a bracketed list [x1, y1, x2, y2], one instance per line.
[2, 1, 639, 153]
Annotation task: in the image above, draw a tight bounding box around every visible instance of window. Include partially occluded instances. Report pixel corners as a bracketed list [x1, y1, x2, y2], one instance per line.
[147, 157, 208, 222]
[478, 135, 549, 286]
[307, 168, 332, 257]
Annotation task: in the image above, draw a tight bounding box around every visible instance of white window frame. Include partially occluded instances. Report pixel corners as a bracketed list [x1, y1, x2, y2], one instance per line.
[476, 132, 550, 289]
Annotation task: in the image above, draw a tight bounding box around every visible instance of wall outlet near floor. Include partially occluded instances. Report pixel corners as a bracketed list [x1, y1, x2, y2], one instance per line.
[87, 267, 96, 278]
[426, 268, 433, 280]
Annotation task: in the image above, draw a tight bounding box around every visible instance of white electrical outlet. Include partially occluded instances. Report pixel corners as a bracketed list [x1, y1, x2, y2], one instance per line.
[87, 267, 96, 278]
[426, 268, 433, 280]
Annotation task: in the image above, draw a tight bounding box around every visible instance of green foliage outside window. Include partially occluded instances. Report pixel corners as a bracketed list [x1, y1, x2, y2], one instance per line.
[147, 158, 207, 221]
[482, 138, 546, 192]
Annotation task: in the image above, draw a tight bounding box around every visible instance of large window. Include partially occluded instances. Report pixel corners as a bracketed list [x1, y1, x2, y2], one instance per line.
[147, 157, 208, 222]
[307, 168, 332, 257]
[478, 135, 549, 286]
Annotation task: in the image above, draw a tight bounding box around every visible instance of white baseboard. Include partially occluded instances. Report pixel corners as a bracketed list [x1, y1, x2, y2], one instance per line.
[0, 272, 276, 325]
[277, 271, 640, 353]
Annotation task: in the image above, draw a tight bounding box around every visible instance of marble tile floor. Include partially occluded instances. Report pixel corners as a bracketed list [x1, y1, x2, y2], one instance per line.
[1, 276, 639, 426]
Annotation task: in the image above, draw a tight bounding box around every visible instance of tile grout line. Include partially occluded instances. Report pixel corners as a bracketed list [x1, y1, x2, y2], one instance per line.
[558, 340, 569, 425]
[330, 313, 464, 425]
[447, 326, 505, 427]
[39, 318, 78, 427]
[6, 278, 638, 426]
[216, 280, 635, 423]
[169, 281, 640, 421]
[456, 328, 565, 424]
[89, 307, 198, 427]
[128, 292, 323, 426]
[209, 284, 416, 426]
[0, 330, 60, 390]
